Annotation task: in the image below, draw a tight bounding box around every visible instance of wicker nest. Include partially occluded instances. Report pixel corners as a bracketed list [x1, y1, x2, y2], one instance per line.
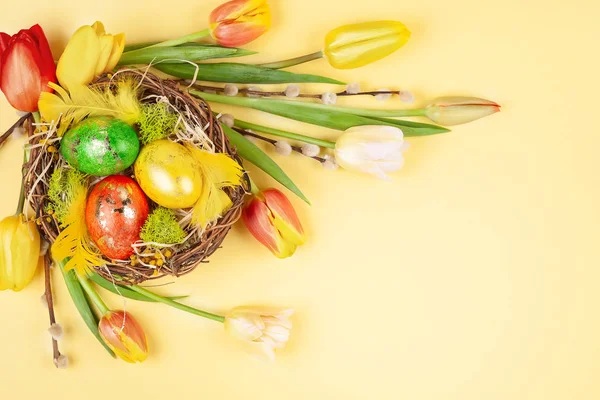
[25, 70, 248, 284]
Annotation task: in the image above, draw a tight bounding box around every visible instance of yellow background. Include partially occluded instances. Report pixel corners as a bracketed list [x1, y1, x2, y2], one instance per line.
[1, 0, 599, 398]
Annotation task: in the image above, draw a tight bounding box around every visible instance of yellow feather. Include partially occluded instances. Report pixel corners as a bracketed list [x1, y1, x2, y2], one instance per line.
[188, 146, 243, 228]
[51, 186, 105, 276]
[38, 79, 141, 135]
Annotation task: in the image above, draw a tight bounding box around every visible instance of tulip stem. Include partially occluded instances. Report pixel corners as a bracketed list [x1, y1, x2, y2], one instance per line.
[246, 175, 261, 195]
[129, 285, 225, 323]
[258, 50, 324, 69]
[77, 273, 110, 315]
[234, 119, 336, 149]
[124, 29, 211, 53]
[195, 90, 428, 119]
[15, 151, 26, 215]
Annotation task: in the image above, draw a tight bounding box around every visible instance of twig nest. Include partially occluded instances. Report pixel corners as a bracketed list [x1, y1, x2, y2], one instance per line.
[26, 70, 248, 284]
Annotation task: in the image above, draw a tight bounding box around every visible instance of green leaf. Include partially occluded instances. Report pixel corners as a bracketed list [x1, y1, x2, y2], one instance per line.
[57, 260, 115, 358]
[118, 46, 257, 65]
[89, 272, 189, 302]
[221, 124, 310, 204]
[366, 117, 451, 136]
[155, 62, 344, 84]
[197, 92, 450, 135]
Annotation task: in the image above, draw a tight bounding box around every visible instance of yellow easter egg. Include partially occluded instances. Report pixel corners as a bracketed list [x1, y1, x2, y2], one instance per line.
[134, 140, 202, 209]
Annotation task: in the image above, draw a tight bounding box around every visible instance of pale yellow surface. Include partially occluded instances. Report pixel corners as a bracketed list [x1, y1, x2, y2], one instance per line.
[1, 0, 599, 398]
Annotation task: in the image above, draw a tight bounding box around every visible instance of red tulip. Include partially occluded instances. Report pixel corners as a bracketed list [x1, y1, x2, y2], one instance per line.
[242, 188, 305, 258]
[0, 24, 56, 112]
[209, 0, 271, 47]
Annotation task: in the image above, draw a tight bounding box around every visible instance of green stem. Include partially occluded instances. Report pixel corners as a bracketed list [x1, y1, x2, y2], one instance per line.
[123, 28, 211, 54]
[235, 119, 336, 149]
[129, 285, 225, 323]
[259, 50, 324, 69]
[15, 151, 26, 215]
[247, 175, 261, 195]
[77, 273, 110, 315]
[194, 90, 427, 119]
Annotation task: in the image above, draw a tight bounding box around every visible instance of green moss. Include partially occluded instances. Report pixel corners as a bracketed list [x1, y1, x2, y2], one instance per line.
[46, 167, 88, 225]
[138, 103, 179, 144]
[140, 207, 186, 245]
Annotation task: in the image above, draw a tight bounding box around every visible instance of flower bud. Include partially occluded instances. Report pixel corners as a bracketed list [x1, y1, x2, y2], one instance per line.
[0, 214, 41, 291]
[224, 306, 293, 360]
[209, 0, 271, 47]
[242, 188, 305, 258]
[98, 310, 149, 363]
[425, 96, 500, 126]
[324, 21, 410, 69]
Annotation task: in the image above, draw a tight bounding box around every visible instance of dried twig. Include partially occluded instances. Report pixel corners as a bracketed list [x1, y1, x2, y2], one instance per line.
[232, 127, 326, 163]
[43, 255, 62, 366]
[0, 113, 32, 147]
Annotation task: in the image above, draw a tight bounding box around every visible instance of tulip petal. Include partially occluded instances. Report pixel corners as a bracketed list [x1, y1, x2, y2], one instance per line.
[105, 33, 125, 73]
[56, 25, 100, 89]
[426, 96, 501, 126]
[27, 24, 57, 92]
[242, 197, 283, 256]
[0, 35, 43, 112]
[0, 32, 11, 78]
[95, 34, 114, 75]
[263, 189, 305, 246]
[91, 21, 106, 36]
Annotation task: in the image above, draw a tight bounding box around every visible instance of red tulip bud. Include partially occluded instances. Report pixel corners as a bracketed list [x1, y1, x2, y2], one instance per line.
[0, 24, 56, 112]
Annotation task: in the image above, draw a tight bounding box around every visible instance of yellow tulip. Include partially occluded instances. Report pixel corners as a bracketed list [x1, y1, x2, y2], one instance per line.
[56, 21, 125, 89]
[323, 20, 411, 69]
[0, 214, 41, 291]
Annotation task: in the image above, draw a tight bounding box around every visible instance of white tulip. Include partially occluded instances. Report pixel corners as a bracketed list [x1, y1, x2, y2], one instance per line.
[224, 307, 293, 360]
[334, 125, 408, 180]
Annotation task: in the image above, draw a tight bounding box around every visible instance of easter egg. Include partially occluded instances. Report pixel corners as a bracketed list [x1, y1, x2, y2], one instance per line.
[134, 140, 203, 209]
[61, 117, 140, 176]
[85, 175, 149, 260]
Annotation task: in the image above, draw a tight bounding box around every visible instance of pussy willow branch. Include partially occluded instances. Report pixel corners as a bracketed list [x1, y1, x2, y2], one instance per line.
[43, 255, 62, 365]
[0, 113, 32, 147]
[232, 127, 326, 163]
[191, 83, 403, 99]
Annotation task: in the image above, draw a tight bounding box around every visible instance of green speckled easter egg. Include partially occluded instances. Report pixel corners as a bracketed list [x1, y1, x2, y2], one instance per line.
[60, 117, 140, 176]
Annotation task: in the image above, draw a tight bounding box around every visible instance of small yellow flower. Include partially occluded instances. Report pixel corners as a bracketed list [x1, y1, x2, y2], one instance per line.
[56, 21, 125, 90]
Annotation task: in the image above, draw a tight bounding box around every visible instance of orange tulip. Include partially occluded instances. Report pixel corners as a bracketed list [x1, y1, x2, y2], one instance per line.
[209, 0, 271, 47]
[98, 310, 149, 363]
[242, 188, 305, 258]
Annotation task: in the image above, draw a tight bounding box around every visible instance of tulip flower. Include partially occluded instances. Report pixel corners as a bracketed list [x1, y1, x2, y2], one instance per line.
[56, 21, 124, 90]
[242, 188, 305, 258]
[98, 310, 149, 363]
[209, 0, 271, 47]
[324, 21, 411, 69]
[0, 24, 56, 112]
[224, 307, 293, 360]
[260, 20, 410, 70]
[425, 96, 501, 126]
[334, 125, 408, 180]
[129, 282, 293, 360]
[0, 215, 41, 291]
